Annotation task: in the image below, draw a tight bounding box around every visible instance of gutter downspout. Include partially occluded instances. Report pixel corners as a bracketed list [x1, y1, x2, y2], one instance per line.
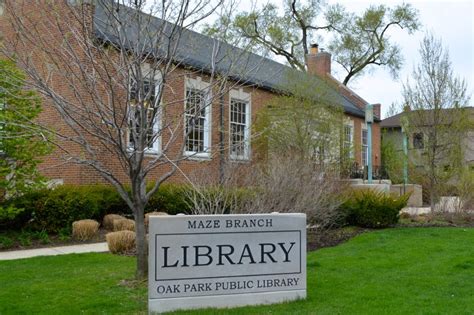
[219, 93, 225, 185]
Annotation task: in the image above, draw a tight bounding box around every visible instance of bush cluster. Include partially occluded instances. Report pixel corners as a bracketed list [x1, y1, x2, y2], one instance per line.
[1, 184, 191, 233]
[340, 189, 409, 228]
[1, 183, 412, 233]
[146, 184, 190, 215]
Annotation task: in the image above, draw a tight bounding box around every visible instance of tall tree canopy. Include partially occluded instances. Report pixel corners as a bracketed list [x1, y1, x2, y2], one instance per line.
[203, 0, 420, 85]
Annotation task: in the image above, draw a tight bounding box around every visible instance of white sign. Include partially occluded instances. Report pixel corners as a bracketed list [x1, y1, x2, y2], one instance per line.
[148, 213, 307, 313]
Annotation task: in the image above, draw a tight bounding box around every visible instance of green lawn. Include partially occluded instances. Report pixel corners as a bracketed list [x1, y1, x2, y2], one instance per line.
[1, 228, 473, 314]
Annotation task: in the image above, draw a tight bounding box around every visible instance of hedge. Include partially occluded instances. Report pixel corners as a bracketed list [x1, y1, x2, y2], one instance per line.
[340, 189, 410, 228]
[1, 184, 191, 233]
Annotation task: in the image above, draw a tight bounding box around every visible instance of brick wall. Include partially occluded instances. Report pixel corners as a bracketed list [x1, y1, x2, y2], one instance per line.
[1, 1, 381, 187]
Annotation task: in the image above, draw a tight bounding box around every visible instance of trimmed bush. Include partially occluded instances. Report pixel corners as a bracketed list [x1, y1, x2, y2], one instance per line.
[113, 219, 135, 232]
[72, 219, 99, 241]
[106, 231, 135, 255]
[103, 214, 126, 231]
[340, 189, 409, 228]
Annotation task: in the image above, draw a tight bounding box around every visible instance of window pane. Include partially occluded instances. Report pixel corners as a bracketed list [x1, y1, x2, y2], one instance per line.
[362, 130, 368, 145]
[362, 129, 368, 166]
[185, 88, 207, 153]
[343, 125, 352, 159]
[413, 133, 424, 149]
[230, 99, 249, 158]
[128, 79, 159, 152]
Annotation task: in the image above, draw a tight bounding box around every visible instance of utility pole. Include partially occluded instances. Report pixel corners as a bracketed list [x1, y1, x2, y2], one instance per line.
[402, 126, 408, 193]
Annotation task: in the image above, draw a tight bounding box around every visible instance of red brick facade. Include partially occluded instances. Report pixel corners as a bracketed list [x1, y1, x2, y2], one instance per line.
[0, 1, 381, 186]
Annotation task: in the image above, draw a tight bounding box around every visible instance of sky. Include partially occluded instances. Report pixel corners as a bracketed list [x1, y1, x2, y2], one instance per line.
[234, 0, 474, 118]
[328, 0, 474, 118]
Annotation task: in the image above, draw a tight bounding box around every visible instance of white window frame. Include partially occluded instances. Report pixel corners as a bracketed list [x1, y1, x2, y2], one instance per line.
[184, 77, 212, 158]
[127, 67, 162, 155]
[311, 129, 332, 164]
[361, 124, 368, 167]
[229, 88, 251, 161]
[343, 119, 354, 159]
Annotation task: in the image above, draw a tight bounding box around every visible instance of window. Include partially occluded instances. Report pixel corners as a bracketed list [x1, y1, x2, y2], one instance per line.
[127, 77, 161, 154]
[362, 128, 368, 166]
[343, 124, 353, 159]
[313, 133, 330, 164]
[229, 89, 250, 160]
[413, 132, 424, 149]
[184, 78, 211, 157]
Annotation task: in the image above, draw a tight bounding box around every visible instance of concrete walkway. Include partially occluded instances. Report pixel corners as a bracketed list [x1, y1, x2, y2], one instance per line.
[0, 242, 108, 261]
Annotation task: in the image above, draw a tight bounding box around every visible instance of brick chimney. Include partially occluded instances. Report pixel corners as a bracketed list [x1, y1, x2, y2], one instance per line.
[372, 103, 381, 119]
[306, 43, 331, 77]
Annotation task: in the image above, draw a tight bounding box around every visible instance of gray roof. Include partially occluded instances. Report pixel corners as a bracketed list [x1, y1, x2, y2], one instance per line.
[381, 107, 474, 128]
[381, 112, 404, 128]
[93, 1, 366, 118]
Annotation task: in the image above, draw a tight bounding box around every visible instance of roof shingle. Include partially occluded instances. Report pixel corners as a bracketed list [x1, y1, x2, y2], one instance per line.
[93, 1, 367, 118]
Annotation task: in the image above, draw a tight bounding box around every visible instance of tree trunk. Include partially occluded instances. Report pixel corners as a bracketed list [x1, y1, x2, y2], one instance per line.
[134, 202, 148, 280]
[429, 176, 436, 212]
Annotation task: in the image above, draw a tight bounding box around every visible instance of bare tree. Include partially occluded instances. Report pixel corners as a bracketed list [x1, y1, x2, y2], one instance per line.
[252, 70, 352, 172]
[184, 163, 246, 215]
[402, 33, 471, 210]
[244, 154, 347, 229]
[186, 71, 351, 233]
[186, 153, 347, 236]
[1, 0, 261, 279]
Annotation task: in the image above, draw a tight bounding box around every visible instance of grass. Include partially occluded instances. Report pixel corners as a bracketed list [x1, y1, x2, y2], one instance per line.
[1, 228, 473, 314]
[0, 253, 147, 314]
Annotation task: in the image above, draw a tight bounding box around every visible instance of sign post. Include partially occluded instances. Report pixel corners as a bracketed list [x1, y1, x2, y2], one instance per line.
[148, 213, 307, 313]
[402, 126, 409, 191]
[365, 104, 374, 184]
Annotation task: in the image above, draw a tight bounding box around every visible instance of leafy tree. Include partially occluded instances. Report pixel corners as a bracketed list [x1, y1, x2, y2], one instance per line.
[0, 58, 51, 200]
[380, 133, 404, 184]
[402, 33, 471, 210]
[203, 0, 419, 85]
[254, 71, 348, 169]
[328, 3, 419, 85]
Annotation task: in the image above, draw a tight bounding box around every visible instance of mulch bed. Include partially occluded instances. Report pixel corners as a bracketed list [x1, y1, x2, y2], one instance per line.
[398, 212, 474, 228]
[0, 228, 108, 252]
[306, 216, 474, 252]
[307, 227, 371, 251]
